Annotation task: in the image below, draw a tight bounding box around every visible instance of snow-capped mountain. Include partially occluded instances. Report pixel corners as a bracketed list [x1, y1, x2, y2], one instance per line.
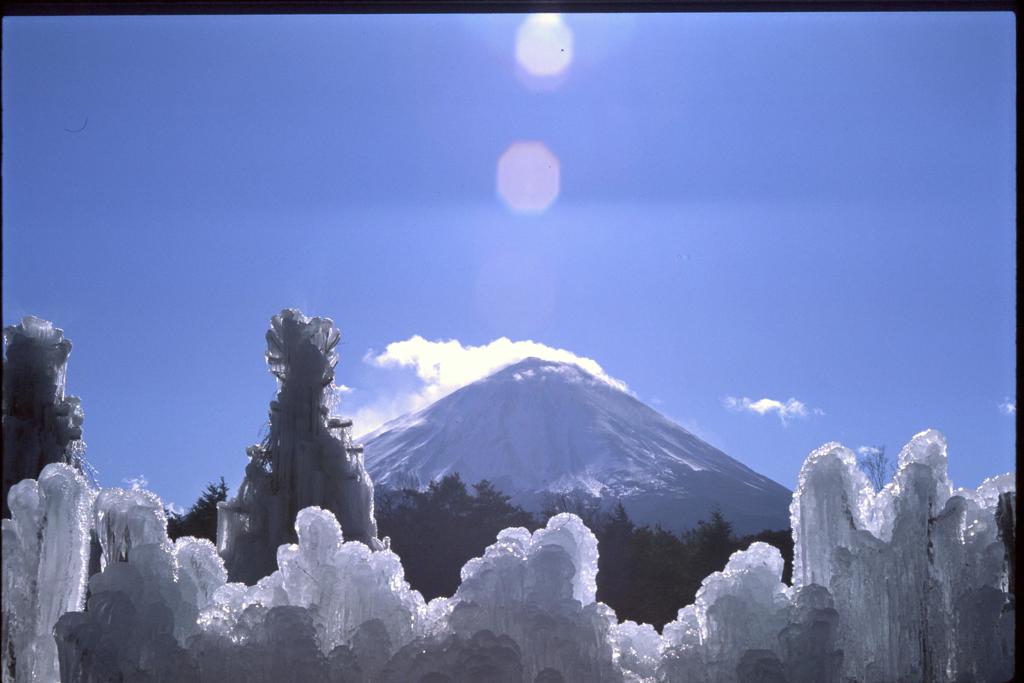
[362, 358, 791, 533]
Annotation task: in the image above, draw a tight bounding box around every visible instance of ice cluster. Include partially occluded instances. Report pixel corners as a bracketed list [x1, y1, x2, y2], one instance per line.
[49, 500, 616, 682]
[1, 313, 1015, 682]
[2, 465, 94, 683]
[790, 430, 1016, 683]
[4, 431, 1012, 682]
[2, 317, 87, 517]
[217, 310, 382, 584]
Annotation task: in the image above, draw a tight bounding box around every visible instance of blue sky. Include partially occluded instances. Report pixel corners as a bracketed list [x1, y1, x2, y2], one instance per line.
[2, 12, 1015, 513]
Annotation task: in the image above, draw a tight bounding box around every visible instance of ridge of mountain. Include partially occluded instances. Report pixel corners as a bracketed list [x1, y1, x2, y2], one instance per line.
[362, 358, 791, 533]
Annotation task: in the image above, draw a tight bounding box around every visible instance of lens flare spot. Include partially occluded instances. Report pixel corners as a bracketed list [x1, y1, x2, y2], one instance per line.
[496, 142, 561, 214]
[515, 14, 573, 77]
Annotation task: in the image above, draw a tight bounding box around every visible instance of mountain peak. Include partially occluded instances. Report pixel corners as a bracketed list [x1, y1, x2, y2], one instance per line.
[363, 361, 791, 533]
[493, 356, 596, 380]
[486, 357, 629, 395]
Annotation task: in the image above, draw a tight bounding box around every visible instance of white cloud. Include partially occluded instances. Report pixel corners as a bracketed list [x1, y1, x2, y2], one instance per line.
[350, 336, 626, 437]
[166, 501, 185, 516]
[723, 395, 821, 425]
[371, 336, 627, 394]
[857, 445, 882, 457]
[998, 398, 1015, 415]
[122, 474, 149, 490]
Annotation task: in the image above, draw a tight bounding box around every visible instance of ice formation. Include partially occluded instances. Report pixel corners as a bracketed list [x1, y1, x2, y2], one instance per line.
[2, 464, 94, 683]
[54, 504, 622, 682]
[790, 429, 1016, 683]
[657, 543, 843, 683]
[93, 487, 171, 568]
[2, 317, 86, 517]
[445, 514, 622, 682]
[217, 310, 382, 584]
[1, 430, 1014, 682]
[1, 315, 1015, 682]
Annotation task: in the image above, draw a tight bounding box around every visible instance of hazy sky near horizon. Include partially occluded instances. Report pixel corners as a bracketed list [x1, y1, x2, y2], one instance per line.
[2, 12, 1015, 514]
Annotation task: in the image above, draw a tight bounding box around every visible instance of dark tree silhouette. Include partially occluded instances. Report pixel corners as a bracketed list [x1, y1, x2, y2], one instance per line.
[377, 473, 537, 600]
[596, 502, 635, 613]
[167, 477, 229, 542]
[686, 507, 735, 575]
[377, 479, 796, 629]
[539, 490, 608, 529]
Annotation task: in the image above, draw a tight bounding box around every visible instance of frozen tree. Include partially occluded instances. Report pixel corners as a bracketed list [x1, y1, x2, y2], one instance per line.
[217, 310, 382, 584]
[2, 317, 87, 518]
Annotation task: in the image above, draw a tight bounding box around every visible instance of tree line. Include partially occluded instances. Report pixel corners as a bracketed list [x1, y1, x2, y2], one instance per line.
[377, 475, 792, 628]
[168, 473, 792, 629]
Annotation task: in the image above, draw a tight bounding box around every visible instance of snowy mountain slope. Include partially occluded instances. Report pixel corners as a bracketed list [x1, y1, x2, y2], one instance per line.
[362, 358, 791, 533]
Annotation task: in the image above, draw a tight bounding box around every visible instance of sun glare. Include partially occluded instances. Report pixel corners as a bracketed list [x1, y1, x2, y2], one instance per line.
[496, 141, 561, 214]
[515, 14, 573, 78]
